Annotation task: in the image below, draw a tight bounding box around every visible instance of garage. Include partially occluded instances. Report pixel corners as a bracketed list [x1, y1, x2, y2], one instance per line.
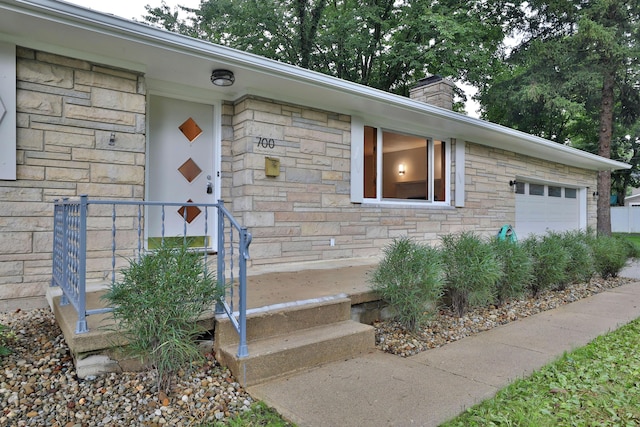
[515, 181, 586, 237]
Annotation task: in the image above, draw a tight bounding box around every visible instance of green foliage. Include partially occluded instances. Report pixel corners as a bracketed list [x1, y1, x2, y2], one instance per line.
[611, 128, 640, 206]
[588, 235, 630, 279]
[206, 402, 295, 427]
[554, 230, 595, 288]
[370, 237, 444, 332]
[490, 237, 533, 305]
[102, 242, 220, 392]
[144, 0, 520, 99]
[523, 234, 569, 296]
[616, 233, 640, 259]
[615, 233, 640, 255]
[0, 323, 14, 357]
[440, 232, 502, 317]
[371, 231, 635, 329]
[442, 318, 640, 426]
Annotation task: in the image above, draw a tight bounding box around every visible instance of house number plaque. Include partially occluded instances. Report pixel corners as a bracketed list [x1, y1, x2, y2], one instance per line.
[256, 137, 276, 149]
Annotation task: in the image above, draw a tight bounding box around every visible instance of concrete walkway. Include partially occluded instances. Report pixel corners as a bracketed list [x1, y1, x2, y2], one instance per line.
[247, 264, 640, 427]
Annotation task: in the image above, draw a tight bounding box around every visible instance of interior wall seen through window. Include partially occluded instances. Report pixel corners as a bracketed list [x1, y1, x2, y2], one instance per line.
[363, 126, 446, 202]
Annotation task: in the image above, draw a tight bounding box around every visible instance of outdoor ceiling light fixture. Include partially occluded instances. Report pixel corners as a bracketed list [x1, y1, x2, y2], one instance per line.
[211, 69, 235, 86]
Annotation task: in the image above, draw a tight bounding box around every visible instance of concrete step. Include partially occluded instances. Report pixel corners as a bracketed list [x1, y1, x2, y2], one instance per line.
[53, 291, 215, 356]
[214, 294, 352, 351]
[218, 319, 375, 387]
[52, 292, 127, 355]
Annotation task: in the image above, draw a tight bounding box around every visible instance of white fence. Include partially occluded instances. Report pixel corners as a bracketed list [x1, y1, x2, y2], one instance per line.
[611, 205, 640, 233]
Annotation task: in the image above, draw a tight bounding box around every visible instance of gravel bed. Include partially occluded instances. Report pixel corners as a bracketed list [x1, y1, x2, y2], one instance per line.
[374, 276, 636, 357]
[0, 309, 253, 426]
[0, 276, 635, 425]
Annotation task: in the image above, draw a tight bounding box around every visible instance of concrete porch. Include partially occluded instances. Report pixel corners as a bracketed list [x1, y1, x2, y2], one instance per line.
[50, 258, 385, 385]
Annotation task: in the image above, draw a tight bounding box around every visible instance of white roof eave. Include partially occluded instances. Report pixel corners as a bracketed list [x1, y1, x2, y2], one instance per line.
[0, 0, 631, 172]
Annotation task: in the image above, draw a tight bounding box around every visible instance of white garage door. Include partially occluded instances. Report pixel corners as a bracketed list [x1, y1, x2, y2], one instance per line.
[515, 182, 584, 237]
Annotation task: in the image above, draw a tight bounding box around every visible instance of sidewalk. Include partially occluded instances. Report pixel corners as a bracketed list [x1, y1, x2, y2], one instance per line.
[247, 265, 640, 427]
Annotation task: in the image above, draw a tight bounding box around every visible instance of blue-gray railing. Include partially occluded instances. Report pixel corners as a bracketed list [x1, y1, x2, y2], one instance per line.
[51, 195, 252, 358]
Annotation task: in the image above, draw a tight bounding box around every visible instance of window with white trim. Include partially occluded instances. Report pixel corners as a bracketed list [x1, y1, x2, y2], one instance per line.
[360, 125, 448, 203]
[565, 188, 577, 198]
[548, 186, 561, 197]
[515, 181, 579, 199]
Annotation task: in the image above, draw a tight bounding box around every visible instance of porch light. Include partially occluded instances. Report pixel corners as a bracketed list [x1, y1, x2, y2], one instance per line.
[211, 69, 235, 86]
[509, 179, 517, 192]
[398, 163, 405, 175]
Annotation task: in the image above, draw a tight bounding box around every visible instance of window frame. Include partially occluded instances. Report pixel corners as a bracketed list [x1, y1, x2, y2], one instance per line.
[352, 119, 451, 206]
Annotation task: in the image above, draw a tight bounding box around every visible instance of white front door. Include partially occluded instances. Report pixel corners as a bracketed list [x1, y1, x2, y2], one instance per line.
[148, 95, 217, 249]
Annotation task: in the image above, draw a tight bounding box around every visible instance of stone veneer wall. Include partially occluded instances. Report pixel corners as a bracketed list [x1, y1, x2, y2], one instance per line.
[0, 48, 145, 304]
[228, 96, 597, 269]
[0, 48, 598, 304]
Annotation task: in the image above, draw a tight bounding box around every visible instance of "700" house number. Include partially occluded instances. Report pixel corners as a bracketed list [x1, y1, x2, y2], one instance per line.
[256, 137, 276, 149]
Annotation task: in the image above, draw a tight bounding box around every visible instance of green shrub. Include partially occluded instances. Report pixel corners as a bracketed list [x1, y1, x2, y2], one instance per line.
[523, 234, 569, 296]
[589, 235, 629, 279]
[490, 237, 533, 305]
[0, 323, 14, 357]
[555, 230, 595, 288]
[441, 232, 503, 317]
[102, 242, 220, 392]
[370, 236, 444, 332]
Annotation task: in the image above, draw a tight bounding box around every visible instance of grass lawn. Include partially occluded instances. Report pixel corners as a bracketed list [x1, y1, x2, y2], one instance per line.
[200, 402, 294, 426]
[616, 233, 640, 250]
[442, 318, 640, 426]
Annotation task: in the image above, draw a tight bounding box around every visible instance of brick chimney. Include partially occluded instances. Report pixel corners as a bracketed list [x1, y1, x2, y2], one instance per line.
[409, 75, 455, 110]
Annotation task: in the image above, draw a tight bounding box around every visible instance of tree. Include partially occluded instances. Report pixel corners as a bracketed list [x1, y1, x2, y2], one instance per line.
[478, 0, 640, 235]
[611, 132, 640, 206]
[144, 0, 521, 99]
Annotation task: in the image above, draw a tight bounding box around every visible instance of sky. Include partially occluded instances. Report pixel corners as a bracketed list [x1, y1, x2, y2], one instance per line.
[66, 0, 481, 117]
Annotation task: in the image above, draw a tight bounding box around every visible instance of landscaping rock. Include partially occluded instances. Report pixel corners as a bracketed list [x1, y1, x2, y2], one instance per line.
[0, 275, 633, 424]
[0, 308, 253, 426]
[374, 276, 634, 357]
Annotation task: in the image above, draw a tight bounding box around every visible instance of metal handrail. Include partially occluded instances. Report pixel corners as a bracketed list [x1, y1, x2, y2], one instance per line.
[51, 195, 252, 358]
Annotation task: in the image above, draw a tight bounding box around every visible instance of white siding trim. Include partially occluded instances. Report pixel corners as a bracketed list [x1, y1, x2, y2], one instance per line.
[579, 187, 587, 230]
[350, 116, 364, 203]
[454, 139, 465, 207]
[0, 42, 16, 180]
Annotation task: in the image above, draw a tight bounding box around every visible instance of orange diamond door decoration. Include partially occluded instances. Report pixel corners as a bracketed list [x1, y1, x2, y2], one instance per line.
[179, 117, 203, 142]
[178, 200, 202, 224]
[178, 158, 202, 183]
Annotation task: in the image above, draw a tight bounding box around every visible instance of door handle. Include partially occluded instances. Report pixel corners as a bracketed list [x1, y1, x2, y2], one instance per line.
[206, 182, 213, 194]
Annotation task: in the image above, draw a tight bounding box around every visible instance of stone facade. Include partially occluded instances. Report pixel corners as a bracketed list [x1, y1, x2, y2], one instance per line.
[0, 48, 598, 305]
[0, 48, 145, 305]
[224, 96, 597, 268]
